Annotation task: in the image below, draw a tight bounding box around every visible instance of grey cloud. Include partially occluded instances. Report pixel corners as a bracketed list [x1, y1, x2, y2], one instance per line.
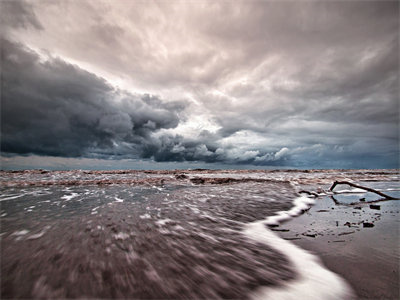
[0, 39, 291, 165]
[14, 0, 398, 92]
[0, 0, 43, 31]
[1, 39, 185, 158]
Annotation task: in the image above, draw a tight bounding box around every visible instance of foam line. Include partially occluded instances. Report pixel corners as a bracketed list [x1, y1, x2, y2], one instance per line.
[264, 196, 316, 226]
[244, 196, 354, 300]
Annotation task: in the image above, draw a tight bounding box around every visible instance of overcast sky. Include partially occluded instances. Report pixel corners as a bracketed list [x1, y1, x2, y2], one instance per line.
[1, 0, 398, 169]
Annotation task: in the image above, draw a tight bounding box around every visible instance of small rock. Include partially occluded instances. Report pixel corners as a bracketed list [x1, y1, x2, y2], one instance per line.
[360, 198, 365, 202]
[369, 204, 380, 210]
[175, 174, 188, 180]
[267, 224, 279, 228]
[353, 207, 362, 210]
[363, 222, 374, 228]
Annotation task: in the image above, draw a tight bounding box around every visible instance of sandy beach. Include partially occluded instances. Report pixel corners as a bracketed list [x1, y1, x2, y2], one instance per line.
[274, 191, 400, 299]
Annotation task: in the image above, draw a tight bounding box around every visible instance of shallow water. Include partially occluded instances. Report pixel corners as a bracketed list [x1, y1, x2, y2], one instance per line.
[1, 176, 297, 298]
[0, 169, 398, 299]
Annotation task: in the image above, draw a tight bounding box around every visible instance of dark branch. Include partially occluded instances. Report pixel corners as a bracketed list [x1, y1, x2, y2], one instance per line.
[299, 190, 319, 197]
[329, 181, 397, 200]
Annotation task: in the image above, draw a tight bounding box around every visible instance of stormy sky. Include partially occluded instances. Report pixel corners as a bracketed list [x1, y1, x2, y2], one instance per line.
[1, 0, 399, 169]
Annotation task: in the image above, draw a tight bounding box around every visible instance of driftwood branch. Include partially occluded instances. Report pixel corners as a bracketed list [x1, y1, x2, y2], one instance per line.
[299, 190, 319, 197]
[329, 181, 397, 200]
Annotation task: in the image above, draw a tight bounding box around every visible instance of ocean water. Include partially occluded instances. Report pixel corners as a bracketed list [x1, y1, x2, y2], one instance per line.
[1, 169, 398, 299]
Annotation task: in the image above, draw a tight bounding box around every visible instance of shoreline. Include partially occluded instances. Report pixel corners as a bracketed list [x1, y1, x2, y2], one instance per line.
[245, 196, 354, 300]
[1, 169, 399, 299]
[273, 194, 399, 299]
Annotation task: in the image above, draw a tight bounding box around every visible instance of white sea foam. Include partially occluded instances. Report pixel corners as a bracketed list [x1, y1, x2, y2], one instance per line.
[139, 213, 151, 219]
[12, 229, 29, 236]
[0, 194, 25, 202]
[61, 193, 79, 201]
[265, 196, 315, 227]
[244, 196, 354, 300]
[114, 197, 124, 202]
[113, 232, 130, 240]
[156, 218, 174, 226]
[172, 225, 185, 231]
[27, 226, 51, 240]
[334, 188, 366, 194]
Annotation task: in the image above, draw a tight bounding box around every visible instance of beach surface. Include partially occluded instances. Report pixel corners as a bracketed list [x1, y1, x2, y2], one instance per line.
[1, 169, 398, 299]
[274, 187, 400, 299]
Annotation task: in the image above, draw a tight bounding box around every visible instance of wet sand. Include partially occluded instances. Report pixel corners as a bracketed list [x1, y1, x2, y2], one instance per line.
[275, 195, 400, 299]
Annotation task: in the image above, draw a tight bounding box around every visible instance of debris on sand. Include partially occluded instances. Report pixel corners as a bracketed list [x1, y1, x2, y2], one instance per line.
[369, 204, 380, 210]
[338, 231, 355, 236]
[302, 233, 317, 238]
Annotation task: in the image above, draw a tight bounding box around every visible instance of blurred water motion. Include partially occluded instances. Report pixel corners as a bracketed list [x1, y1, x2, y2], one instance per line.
[1, 169, 398, 298]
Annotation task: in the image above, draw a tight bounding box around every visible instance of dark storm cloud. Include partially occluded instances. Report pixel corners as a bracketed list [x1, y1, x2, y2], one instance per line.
[0, 39, 289, 165]
[1, 39, 185, 158]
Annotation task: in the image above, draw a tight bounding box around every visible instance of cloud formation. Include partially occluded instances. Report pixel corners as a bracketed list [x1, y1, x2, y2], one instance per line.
[1, 0, 398, 168]
[1, 39, 185, 159]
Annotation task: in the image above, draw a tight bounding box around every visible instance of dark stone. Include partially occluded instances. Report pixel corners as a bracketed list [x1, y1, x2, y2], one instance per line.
[175, 174, 188, 180]
[363, 222, 374, 228]
[369, 204, 380, 210]
[190, 178, 205, 184]
[267, 224, 279, 228]
[360, 198, 366, 202]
